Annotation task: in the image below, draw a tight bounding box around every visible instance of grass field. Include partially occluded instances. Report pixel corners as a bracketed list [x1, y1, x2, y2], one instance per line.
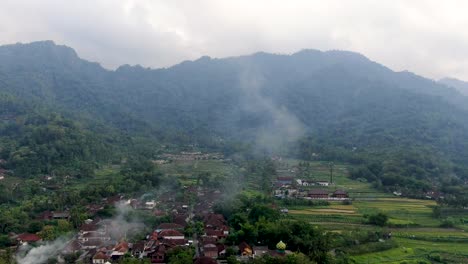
[352, 237, 468, 263]
[278, 160, 468, 262]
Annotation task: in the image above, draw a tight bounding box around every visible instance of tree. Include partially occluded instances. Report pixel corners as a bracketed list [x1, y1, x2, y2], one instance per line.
[166, 247, 194, 264]
[367, 213, 388, 227]
[39, 225, 57, 241]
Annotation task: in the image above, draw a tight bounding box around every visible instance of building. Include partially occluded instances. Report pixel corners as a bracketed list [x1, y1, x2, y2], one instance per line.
[156, 223, 184, 232]
[16, 233, 41, 244]
[308, 189, 329, 199]
[92, 251, 110, 264]
[159, 229, 184, 240]
[239, 241, 253, 257]
[333, 190, 348, 199]
[276, 177, 294, 186]
[316, 181, 330, 187]
[203, 243, 218, 258]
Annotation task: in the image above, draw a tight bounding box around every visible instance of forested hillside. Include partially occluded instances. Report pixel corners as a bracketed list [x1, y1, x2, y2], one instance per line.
[1, 41, 468, 197]
[0, 93, 123, 177]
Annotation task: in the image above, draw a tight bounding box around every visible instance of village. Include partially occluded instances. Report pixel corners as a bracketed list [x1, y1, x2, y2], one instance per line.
[272, 161, 349, 201]
[6, 153, 466, 264]
[6, 155, 352, 264]
[11, 184, 293, 264]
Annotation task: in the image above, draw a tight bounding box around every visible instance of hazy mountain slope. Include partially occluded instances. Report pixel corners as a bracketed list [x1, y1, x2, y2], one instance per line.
[0, 93, 122, 177]
[439, 77, 468, 96]
[2, 41, 468, 183]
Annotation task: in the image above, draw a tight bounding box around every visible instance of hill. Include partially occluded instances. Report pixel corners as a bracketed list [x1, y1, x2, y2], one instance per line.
[1, 41, 468, 197]
[439, 77, 468, 96]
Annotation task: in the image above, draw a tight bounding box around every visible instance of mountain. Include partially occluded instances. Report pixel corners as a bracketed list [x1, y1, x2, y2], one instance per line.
[1, 41, 468, 192]
[439, 77, 468, 96]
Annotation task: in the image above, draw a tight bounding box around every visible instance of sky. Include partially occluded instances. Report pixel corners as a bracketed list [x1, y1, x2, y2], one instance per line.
[1, 0, 468, 80]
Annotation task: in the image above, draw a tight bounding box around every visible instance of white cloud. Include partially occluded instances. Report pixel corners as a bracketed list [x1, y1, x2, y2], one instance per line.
[1, 0, 468, 79]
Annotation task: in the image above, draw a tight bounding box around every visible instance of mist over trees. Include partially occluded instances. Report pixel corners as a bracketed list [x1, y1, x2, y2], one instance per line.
[0, 41, 468, 200]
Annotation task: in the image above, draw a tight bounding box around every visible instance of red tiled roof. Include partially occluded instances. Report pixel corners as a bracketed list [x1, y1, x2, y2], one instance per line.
[217, 244, 226, 254]
[80, 223, 99, 232]
[113, 241, 129, 253]
[173, 215, 188, 226]
[37, 211, 53, 220]
[202, 236, 217, 244]
[203, 244, 217, 252]
[159, 229, 184, 237]
[17, 233, 41, 242]
[157, 223, 183, 230]
[162, 238, 187, 246]
[205, 230, 224, 237]
[93, 251, 109, 260]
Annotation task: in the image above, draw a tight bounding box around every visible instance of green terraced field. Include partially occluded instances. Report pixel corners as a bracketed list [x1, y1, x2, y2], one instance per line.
[352, 237, 468, 263]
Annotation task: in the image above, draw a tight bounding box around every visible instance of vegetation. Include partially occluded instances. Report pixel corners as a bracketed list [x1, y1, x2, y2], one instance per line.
[1, 41, 468, 263]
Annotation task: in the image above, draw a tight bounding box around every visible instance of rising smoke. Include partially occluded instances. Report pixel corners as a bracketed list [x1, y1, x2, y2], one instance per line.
[238, 66, 305, 154]
[16, 237, 70, 264]
[16, 202, 145, 264]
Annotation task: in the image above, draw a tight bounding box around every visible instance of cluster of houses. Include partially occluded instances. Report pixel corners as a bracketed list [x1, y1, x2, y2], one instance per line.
[11, 182, 296, 264]
[81, 221, 190, 263]
[274, 176, 349, 200]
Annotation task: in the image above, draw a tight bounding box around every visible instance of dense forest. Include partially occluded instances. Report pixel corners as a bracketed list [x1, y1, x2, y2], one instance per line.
[1, 41, 468, 200]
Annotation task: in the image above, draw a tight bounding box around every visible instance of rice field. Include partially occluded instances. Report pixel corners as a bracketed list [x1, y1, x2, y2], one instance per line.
[352, 237, 468, 263]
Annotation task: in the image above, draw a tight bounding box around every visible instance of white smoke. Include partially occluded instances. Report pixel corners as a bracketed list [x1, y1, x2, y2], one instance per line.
[106, 201, 145, 240]
[16, 202, 145, 264]
[239, 67, 305, 154]
[16, 237, 69, 264]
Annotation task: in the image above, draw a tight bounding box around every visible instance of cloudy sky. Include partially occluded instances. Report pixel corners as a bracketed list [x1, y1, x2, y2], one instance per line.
[1, 0, 468, 80]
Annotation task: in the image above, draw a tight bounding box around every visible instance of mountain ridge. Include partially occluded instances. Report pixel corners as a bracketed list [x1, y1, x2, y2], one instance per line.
[1, 40, 468, 192]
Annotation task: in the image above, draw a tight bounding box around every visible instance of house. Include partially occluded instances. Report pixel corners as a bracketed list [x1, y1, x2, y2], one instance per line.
[316, 181, 330, 187]
[132, 241, 145, 258]
[144, 200, 156, 210]
[333, 190, 348, 199]
[37, 211, 54, 220]
[63, 239, 82, 254]
[92, 251, 110, 264]
[162, 238, 187, 247]
[79, 223, 99, 233]
[147, 245, 166, 263]
[203, 243, 218, 258]
[239, 241, 253, 256]
[172, 214, 188, 227]
[301, 180, 312, 186]
[156, 223, 184, 232]
[253, 246, 269, 258]
[205, 229, 226, 240]
[16, 233, 41, 244]
[308, 189, 329, 199]
[204, 214, 226, 228]
[159, 229, 184, 240]
[37, 210, 70, 221]
[201, 236, 217, 245]
[276, 177, 294, 186]
[52, 211, 70, 220]
[296, 179, 312, 186]
[217, 244, 227, 257]
[110, 241, 130, 260]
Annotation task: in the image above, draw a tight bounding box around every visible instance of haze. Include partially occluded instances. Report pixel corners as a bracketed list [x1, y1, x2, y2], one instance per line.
[1, 0, 468, 80]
